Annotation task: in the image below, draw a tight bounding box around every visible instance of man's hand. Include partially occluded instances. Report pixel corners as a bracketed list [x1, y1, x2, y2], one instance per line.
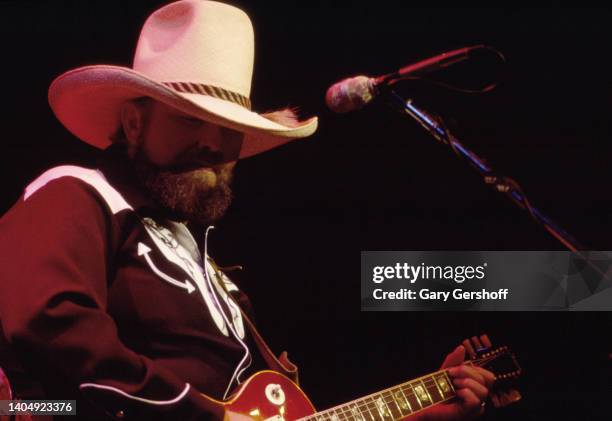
[415, 344, 495, 421]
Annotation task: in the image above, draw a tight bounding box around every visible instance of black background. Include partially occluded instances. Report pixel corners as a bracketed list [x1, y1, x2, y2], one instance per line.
[1, 2, 612, 420]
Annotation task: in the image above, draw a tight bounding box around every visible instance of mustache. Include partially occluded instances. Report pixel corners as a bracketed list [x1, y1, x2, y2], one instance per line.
[168, 148, 226, 173]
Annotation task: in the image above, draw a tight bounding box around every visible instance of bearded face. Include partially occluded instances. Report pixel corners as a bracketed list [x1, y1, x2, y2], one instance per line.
[119, 99, 300, 225]
[134, 158, 234, 226]
[121, 99, 241, 226]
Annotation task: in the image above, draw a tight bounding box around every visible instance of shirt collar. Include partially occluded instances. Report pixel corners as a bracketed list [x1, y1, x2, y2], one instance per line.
[96, 144, 157, 214]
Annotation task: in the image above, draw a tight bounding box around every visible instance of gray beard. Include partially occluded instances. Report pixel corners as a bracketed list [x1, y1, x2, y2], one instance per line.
[134, 159, 233, 226]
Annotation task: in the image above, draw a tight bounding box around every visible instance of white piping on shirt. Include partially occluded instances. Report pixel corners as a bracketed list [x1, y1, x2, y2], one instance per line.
[79, 382, 190, 405]
[203, 226, 251, 400]
[24, 165, 132, 214]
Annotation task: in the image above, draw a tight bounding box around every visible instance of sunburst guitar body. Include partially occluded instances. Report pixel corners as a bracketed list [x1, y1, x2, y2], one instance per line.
[224, 346, 521, 421]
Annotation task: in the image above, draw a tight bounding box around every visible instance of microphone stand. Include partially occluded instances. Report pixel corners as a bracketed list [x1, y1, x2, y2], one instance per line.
[380, 86, 612, 284]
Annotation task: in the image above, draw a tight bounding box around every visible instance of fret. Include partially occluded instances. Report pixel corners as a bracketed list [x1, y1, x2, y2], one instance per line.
[402, 384, 423, 411]
[423, 377, 443, 403]
[344, 399, 370, 421]
[411, 381, 431, 407]
[394, 388, 413, 415]
[350, 403, 367, 421]
[444, 371, 456, 394]
[344, 407, 355, 421]
[333, 406, 347, 421]
[434, 372, 455, 400]
[364, 397, 384, 421]
[380, 394, 394, 420]
[381, 391, 403, 419]
[421, 379, 435, 404]
[321, 409, 336, 421]
[431, 374, 445, 400]
[364, 398, 379, 421]
[358, 398, 377, 421]
[340, 404, 358, 421]
[342, 407, 353, 421]
[335, 405, 348, 421]
[304, 369, 462, 421]
[331, 408, 345, 421]
[373, 394, 392, 420]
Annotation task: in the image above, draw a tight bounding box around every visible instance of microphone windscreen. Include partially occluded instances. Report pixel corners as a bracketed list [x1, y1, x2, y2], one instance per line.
[325, 76, 375, 113]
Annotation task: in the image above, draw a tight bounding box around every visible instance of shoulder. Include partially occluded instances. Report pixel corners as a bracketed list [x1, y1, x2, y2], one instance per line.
[24, 165, 133, 215]
[1, 165, 134, 254]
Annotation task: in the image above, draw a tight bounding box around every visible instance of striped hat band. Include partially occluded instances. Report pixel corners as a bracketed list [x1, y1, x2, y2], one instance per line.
[162, 81, 252, 110]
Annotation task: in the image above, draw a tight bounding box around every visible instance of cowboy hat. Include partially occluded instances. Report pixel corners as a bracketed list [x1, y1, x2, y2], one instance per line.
[48, 0, 318, 159]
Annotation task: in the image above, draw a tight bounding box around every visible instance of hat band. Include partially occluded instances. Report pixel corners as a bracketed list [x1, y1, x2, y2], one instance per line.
[162, 82, 251, 110]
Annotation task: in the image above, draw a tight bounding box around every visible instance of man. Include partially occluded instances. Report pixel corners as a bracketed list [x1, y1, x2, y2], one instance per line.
[0, 1, 492, 420]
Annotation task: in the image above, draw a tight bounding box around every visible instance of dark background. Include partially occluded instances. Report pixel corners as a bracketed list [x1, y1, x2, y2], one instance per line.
[1, 2, 612, 420]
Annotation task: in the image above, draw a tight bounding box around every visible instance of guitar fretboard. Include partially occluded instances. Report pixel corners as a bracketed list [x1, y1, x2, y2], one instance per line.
[299, 370, 456, 421]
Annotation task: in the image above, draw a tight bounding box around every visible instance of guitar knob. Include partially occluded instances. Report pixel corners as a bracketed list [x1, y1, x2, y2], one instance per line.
[265, 384, 286, 406]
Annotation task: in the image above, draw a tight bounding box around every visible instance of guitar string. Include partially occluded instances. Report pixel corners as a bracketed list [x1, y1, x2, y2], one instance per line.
[300, 373, 453, 421]
[300, 391, 449, 421]
[299, 353, 510, 421]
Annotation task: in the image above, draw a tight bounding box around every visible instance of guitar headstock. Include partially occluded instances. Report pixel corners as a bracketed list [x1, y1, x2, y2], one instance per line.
[463, 335, 522, 408]
[473, 346, 522, 382]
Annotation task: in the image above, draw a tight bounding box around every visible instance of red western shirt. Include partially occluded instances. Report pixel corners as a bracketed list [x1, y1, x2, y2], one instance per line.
[0, 147, 264, 420]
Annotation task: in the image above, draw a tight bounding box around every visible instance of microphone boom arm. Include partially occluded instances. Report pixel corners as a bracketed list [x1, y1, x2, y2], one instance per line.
[375, 45, 476, 86]
[381, 87, 599, 257]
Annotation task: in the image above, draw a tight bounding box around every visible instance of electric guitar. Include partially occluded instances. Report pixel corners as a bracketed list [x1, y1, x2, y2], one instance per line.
[0, 344, 520, 421]
[223, 345, 522, 421]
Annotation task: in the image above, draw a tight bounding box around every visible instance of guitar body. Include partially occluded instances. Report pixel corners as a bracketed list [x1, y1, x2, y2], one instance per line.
[225, 371, 315, 421]
[222, 345, 521, 421]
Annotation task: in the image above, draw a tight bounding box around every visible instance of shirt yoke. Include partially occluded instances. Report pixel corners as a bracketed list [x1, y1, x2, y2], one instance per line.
[24, 165, 133, 215]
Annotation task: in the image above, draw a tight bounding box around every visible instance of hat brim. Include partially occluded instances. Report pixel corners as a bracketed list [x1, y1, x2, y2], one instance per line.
[48, 65, 318, 159]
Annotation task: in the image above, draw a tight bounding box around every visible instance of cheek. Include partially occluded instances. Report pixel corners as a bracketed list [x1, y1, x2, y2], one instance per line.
[141, 130, 195, 167]
[220, 129, 244, 161]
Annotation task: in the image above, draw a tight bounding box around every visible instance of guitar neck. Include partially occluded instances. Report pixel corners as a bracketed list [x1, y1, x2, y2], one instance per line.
[299, 369, 456, 421]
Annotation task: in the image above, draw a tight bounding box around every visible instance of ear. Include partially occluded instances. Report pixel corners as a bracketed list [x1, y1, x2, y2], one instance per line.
[120, 100, 148, 144]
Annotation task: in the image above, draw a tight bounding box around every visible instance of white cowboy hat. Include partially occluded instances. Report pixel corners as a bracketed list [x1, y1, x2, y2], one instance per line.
[48, 0, 318, 159]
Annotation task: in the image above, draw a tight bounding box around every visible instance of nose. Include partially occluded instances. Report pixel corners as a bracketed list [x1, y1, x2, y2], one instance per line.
[197, 125, 243, 164]
[197, 124, 223, 152]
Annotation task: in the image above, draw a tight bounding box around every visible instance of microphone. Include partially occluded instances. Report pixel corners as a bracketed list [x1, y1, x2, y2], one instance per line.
[325, 76, 376, 114]
[325, 45, 483, 114]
